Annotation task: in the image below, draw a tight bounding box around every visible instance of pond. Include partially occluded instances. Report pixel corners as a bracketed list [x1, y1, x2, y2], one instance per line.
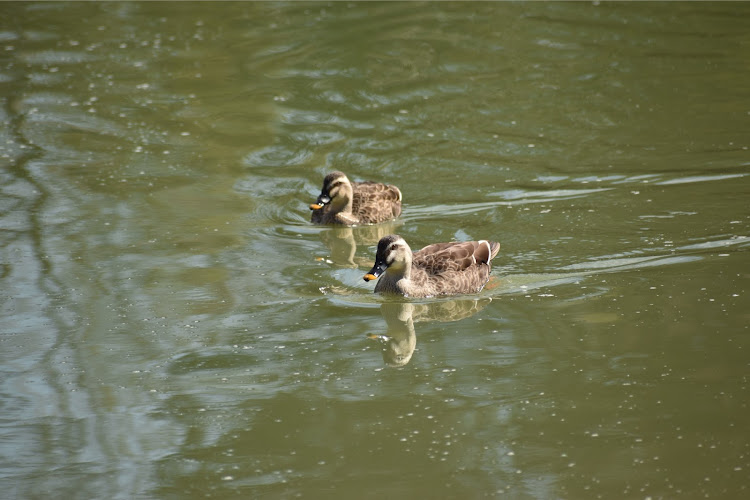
[1, 2, 749, 498]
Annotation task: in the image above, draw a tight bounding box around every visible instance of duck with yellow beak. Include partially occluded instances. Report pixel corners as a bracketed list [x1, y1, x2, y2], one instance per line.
[310, 171, 402, 225]
[364, 234, 500, 298]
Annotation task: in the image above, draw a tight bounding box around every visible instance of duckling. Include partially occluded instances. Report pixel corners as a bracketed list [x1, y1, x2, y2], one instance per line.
[310, 171, 402, 225]
[363, 234, 500, 297]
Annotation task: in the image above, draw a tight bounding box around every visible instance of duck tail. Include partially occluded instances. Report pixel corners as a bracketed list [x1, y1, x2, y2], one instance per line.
[477, 240, 501, 266]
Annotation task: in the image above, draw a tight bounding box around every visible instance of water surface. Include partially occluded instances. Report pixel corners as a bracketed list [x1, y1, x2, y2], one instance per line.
[1, 2, 749, 499]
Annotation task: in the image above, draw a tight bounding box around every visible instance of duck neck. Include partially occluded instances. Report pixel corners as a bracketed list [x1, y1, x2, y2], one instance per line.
[387, 255, 412, 281]
[334, 184, 354, 214]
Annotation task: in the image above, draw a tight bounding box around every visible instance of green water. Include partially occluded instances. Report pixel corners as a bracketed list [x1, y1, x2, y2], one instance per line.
[1, 2, 749, 499]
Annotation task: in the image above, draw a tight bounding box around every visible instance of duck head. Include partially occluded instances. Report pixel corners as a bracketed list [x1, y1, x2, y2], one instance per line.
[363, 234, 412, 281]
[310, 171, 353, 211]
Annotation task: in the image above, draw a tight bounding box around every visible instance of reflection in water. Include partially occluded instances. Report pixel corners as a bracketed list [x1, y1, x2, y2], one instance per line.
[317, 222, 399, 268]
[368, 298, 491, 366]
[368, 302, 417, 366]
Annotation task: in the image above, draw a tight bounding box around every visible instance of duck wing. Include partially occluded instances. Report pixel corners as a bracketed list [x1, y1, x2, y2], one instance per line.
[351, 181, 402, 223]
[414, 240, 499, 275]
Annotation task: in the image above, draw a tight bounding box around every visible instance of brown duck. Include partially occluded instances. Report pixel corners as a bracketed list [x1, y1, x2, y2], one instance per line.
[310, 171, 402, 225]
[363, 234, 500, 297]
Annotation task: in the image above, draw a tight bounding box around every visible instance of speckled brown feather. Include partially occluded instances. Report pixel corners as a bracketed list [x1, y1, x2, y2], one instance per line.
[367, 235, 501, 298]
[311, 172, 402, 225]
[350, 181, 402, 224]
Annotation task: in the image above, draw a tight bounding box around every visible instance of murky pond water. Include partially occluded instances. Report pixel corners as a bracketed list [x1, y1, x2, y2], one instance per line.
[2, 2, 749, 498]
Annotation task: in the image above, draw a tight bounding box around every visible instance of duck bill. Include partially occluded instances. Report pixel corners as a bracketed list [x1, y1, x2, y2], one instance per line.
[367, 333, 391, 343]
[363, 261, 387, 282]
[310, 193, 331, 210]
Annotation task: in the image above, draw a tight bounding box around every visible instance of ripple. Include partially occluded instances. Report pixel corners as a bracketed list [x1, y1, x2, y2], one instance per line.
[247, 199, 310, 228]
[558, 254, 702, 272]
[403, 202, 505, 223]
[280, 108, 374, 130]
[488, 187, 612, 203]
[290, 130, 346, 146]
[26, 107, 125, 138]
[677, 235, 749, 251]
[235, 175, 313, 227]
[0, 31, 18, 42]
[19, 49, 98, 65]
[277, 67, 362, 79]
[168, 349, 255, 374]
[243, 144, 312, 168]
[494, 274, 585, 295]
[654, 173, 747, 185]
[347, 137, 399, 151]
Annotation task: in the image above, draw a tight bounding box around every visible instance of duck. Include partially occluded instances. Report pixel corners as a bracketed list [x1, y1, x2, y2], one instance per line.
[310, 171, 402, 225]
[363, 234, 500, 297]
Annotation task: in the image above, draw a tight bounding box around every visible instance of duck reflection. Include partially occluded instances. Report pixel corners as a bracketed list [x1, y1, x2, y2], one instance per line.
[368, 298, 491, 366]
[317, 222, 398, 268]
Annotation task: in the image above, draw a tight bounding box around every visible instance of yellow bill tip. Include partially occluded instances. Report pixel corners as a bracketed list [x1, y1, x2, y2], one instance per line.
[309, 203, 324, 210]
[363, 273, 378, 282]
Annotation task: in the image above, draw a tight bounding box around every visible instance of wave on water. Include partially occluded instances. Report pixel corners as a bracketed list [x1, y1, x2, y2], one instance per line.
[558, 254, 702, 273]
[654, 173, 748, 186]
[490, 234, 749, 297]
[488, 187, 613, 203]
